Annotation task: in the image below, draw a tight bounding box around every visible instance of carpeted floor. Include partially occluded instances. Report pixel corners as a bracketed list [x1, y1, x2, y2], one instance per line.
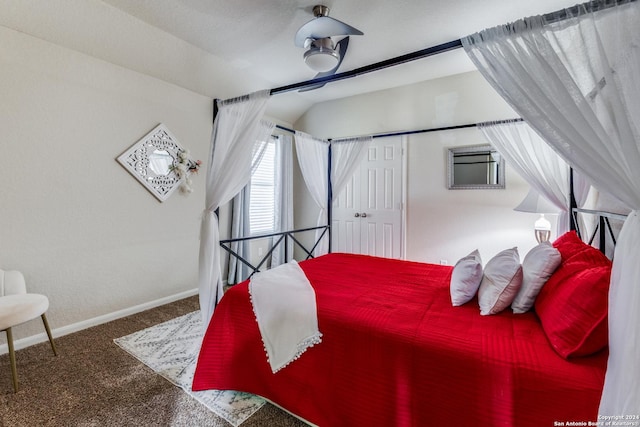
[0, 295, 307, 426]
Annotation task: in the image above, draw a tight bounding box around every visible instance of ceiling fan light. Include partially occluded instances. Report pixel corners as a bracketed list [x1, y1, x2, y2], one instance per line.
[303, 46, 340, 72]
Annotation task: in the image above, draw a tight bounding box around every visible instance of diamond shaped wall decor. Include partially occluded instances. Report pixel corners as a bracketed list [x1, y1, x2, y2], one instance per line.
[117, 124, 186, 202]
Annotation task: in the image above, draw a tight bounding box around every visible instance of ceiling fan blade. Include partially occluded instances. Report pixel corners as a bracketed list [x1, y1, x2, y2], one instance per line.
[299, 37, 350, 93]
[295, 16, 363, 47]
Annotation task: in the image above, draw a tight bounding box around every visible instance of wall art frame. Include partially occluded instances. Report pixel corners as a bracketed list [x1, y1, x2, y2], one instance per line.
[447, 144, 506, 190]
[117, 123, 189, 202]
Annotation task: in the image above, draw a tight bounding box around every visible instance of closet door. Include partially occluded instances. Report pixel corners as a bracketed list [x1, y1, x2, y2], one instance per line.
[332, 136, 405, 259]
[331, 170, 362, 254]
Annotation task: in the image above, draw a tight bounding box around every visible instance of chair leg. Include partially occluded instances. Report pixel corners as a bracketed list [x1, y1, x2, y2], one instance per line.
[41, 314, 57, 356]
[5, 328, 19, 393]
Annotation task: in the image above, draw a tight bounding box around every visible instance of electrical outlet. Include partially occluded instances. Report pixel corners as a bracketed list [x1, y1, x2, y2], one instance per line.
[439, 259, 448, 265]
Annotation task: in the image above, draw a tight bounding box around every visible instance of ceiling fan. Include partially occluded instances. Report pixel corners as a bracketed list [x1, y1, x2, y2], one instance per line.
[294, 5, 363, 91]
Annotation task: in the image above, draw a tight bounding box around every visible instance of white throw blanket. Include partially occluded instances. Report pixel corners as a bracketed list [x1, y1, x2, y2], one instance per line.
[249, 261, 322, 373]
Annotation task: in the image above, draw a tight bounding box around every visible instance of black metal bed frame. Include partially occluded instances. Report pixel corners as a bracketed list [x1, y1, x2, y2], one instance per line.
[215, 0, 633, 97]
[220, 225, 329, 281]
[213, 101, 335, 283]
[214, 0, 632, 275]
[571, 208, 627, 252]
[569, 169, 628, 255]
[218, 151, 626, 281]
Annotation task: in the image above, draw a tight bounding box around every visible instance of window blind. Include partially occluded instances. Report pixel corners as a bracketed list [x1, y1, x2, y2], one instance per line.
[249, 139, 276, 235]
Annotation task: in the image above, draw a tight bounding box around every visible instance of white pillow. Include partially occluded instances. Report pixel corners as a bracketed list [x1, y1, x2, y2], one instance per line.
[511, 241, 562, 314]
[450, 249, 483, 306]
[478, 247, 523, 315]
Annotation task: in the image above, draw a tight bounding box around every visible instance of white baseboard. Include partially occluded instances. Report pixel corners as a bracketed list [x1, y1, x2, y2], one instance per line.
[0, 288, 199, 355]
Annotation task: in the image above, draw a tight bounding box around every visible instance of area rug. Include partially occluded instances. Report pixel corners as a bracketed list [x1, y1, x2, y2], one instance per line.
[114, 311, 266, 426]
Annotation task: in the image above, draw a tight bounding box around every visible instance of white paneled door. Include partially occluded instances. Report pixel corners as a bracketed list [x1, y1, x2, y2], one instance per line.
[331, 136, 405, 259]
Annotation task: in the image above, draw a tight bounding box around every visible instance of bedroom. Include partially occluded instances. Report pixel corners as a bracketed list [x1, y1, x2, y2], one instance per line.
[1, 0, 637, 425]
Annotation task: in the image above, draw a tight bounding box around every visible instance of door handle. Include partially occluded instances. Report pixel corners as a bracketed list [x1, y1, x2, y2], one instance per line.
[354, 213, 360, 218]
[361, 213, 367, 218]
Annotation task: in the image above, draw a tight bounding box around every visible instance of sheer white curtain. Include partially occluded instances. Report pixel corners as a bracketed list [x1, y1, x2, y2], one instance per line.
[573, 170, 596, 242]
[478, 120, 571, 235]
[295, 131, 329, 256]
[462, 1, 640, 414]
[331, 136, 373, 195]
[199, 90, 274, 326]
[227, 189, 251, 285]
[226, 138, 270, 285]
[272, 134, 294, 267]
[295, 133, 372, 256]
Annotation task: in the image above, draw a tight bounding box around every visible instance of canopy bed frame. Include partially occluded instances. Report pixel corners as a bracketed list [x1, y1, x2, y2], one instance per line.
[219, 119, 621, 280]
[196, 230, 618, 426]
[262, 2, 627, 96]
[569, 169, 628, 254]
[219, 118, 524, 281]
[198, 0, 639, 423]
[213, 0, 631, 275]
[220, 166, 624, 284]
[572, 208, 627, 249]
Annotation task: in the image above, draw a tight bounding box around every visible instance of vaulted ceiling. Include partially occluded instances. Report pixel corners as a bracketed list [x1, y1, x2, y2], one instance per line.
[2, 0, 580, 123]
[98, 0, 579, 122]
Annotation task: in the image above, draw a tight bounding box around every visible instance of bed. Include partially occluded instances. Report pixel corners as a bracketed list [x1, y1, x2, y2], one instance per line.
[193, 232, 611, 426]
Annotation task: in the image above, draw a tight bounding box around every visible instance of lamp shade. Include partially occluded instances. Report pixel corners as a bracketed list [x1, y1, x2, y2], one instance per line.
[513, 189, 561, 214]
[514, 188, 560, 243]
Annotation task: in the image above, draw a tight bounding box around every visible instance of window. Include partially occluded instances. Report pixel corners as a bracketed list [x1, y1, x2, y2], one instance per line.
[249, 138, 276, 235]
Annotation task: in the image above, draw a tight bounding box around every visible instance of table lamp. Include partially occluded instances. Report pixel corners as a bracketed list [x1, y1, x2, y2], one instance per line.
[514, 189, 560, 243]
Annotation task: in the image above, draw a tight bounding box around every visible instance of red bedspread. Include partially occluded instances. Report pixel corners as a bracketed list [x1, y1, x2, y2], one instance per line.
[193, 253, 607, 426]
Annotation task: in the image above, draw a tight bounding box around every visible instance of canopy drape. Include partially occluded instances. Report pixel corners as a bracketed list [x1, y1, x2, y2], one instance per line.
[227, 137, 270, 285]
[199, 90, 274, 326]
[227, 189, 251, 285]
[462, 0, 640, 414]
[478, 120, 571, 236]
[330, 136, 373, 195]
[295, 133, 373, 256]
[272, 133, 294, 267]
[294, 132, 330, 256]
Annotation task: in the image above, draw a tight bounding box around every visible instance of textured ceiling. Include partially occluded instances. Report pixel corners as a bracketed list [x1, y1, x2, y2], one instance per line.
[100, 0, 580, 121]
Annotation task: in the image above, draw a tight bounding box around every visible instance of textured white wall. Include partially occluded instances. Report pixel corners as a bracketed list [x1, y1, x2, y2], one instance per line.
[0, 1, 554, 346]
[0, 26, 213, 341]
[0, 0, 309, 124]
[294, 71, 556, 264]
[0, 0, 303, 347]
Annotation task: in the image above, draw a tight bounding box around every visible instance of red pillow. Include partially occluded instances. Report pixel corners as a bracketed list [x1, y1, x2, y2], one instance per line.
[539, 232, 609, 298]
[553, 231, 596, 261]
[535, 259, 611, 358]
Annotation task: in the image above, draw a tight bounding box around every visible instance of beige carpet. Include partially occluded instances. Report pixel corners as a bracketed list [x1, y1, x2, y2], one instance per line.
[114, 310, 266, 426]
[0, 295, 307, 426]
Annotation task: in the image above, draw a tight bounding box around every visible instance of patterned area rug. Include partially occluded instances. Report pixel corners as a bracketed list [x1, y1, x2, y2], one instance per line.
[114, 311, 266, 426]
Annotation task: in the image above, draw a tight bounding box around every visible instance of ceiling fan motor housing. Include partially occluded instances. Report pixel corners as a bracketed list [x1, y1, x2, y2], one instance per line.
[304, 37, 340, 72]
[313, 5, 330, 17]
[295, 4, 362, 74]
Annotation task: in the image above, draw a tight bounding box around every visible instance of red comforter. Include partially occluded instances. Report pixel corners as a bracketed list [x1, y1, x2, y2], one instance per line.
[193, 253, 607, 426]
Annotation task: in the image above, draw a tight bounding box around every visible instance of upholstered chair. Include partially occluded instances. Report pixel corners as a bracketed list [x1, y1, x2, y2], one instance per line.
[0, 269, 57, 392]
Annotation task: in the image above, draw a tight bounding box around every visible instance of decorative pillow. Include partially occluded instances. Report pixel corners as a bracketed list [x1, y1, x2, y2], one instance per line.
[552, 231, 587, 259]
[511, 242, 561, 314]
[552, 231, 610, 264]
[450, 250, 483, 306]
[540, 235, 611, 302]
[535, 264, 611, 358]
[478, 247, 523, 315]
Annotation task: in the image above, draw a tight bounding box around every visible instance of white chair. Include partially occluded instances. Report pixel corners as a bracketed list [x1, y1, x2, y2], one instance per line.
[0, 269, 57, 392]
